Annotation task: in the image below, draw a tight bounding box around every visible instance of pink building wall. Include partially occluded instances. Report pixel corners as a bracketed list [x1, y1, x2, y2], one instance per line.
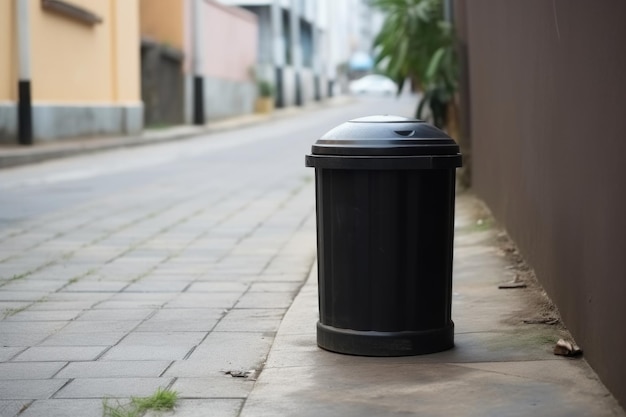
[204, 1, 257, 81]
[184, 0, 258, 82]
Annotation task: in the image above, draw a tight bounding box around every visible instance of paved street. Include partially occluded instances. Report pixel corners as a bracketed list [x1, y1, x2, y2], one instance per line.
[0, 96, 416, 417]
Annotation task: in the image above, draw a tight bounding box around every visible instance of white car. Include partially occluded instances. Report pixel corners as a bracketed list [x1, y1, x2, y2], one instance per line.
[349, 74, 398, 95]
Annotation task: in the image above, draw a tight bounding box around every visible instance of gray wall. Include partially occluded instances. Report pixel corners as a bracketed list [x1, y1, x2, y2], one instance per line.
[0, 103, 143, 143]
[458, 0, 626, 407]
[0, 104, 17, 144]
[183, 75, 255, 124]
[204, 77, 256, 121]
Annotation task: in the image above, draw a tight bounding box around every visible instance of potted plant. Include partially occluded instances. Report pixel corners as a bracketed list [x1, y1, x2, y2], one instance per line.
[255, 80, 274, 114]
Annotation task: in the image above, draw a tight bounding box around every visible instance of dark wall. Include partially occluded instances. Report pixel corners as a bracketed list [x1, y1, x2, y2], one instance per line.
[459, 0, 626, 406]
[141, 41, 184, 127]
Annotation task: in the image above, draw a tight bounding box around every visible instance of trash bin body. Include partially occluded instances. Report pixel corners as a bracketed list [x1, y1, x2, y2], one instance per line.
[305, 116, 462, 357]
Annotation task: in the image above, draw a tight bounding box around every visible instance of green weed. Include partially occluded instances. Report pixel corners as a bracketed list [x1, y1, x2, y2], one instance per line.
[132, 387, 178, 411]
[102, 388, 178, 417]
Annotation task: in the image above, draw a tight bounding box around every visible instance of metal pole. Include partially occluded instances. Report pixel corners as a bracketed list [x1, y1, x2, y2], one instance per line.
[192, 0, 205, 125]
[16, 0, 33, 145]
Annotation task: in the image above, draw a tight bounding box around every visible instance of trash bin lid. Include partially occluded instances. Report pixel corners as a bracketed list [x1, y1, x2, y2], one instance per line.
[311, 115, 459, 157]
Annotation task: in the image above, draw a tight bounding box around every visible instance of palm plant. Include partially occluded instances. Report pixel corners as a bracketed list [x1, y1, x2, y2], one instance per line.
[373, 0, 458, 132]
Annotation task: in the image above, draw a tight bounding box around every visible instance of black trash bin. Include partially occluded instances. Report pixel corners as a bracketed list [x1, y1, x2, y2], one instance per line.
[305, 115, 462, 356]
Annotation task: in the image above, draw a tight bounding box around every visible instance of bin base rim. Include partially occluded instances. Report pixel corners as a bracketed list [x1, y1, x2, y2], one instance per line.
[317, 321, 454, 357]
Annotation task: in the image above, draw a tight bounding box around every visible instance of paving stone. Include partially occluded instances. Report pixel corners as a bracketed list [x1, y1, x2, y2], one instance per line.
[135, 309, 223, 332]
[123, 281, 190, 293]
[234, 292, 296, 309]
[61, 320, 140, 333]
[0, 362, 66, 380]
[184, 282, 250, 293]
[0, 400, 31, 417]
[93, 300, 166, 310]
[43, 292, 111, 303]
[166, 332, 273, 376]
[248, 282, 303, 293]
[0, 379, 68, 400]
[0, 301, 30, 309]
[0, 332, 49, 347]
[104, 293, 176, 304]
[38, 331, 127, 347]
[0, 292, 49, 302]
[55, 360, 170, 378]
[121, 249, 174, 259]
[1, 280, 68, 292]
[133, 272, 198, 282]
[204, 264, 265, 275]
[4, 310, 81, 322]
[193, 272, 254, 282]
[117, 331, 206, 347]
[263, 263, 312, 275]
[164, 293, 242, 309]
[17, 399, 103, 417]
[104, 258, 164, 270]
[0, 347, 25, 362]
[28, 301, 96, 311]
[67, 250, 118, 263]
[171, 376, 254, 399]
[13, 346, 108, 362]
[0, 264, 34, 279]
[61, 280, 128, 292]
[143, 399, 244, 417]
[0, 321, 67, 334]
[25, 265, 95, 281]
[255, 273, 310, 282]
[76, 309, 153, 321]
[212, 309, 285, 333]
[101, 345, 193, 361]
[54, 377, 172, 399]
[151, 265, 207, 275]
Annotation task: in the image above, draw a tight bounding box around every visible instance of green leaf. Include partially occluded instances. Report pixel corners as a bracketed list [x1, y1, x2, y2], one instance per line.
[425, 47, 446, 81]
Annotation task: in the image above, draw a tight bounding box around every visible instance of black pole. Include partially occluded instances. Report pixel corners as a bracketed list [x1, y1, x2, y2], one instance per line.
[193, 75, 204, 125]
[295, 72, 303, 106]
[17, 80, 33, 145]
[314, 75, 321, 101]
[275, 66, 284, 109]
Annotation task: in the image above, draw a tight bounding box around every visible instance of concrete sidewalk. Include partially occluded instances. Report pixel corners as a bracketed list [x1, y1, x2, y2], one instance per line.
[240, 193, 625, 417]
[0, 96, 352, 169]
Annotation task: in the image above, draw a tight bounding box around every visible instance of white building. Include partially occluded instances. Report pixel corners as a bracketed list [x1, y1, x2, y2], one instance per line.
[216, 0, 382, 105]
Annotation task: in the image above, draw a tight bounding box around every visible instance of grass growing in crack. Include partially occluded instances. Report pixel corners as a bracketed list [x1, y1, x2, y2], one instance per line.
[2, 308, 22, 319]
[2, 297, 48, 319]
[102, 388, 178, 417]
[132, 387, 178, 411]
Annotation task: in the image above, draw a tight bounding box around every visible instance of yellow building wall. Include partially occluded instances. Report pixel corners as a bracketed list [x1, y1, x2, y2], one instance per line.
[29, 0, 140, 103]
[113, 0, 141, 102]
[139, 0, 185, 50]
[0, 1, 16, 101]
